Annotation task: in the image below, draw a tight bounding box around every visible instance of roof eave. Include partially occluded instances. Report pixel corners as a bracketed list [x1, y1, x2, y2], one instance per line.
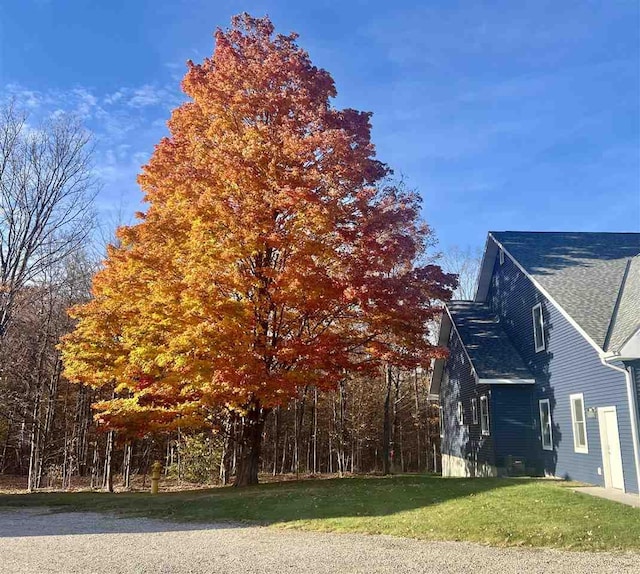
[428, 310, 452, 396]
[603, 328, 640, 361]
[474, 233, 498, 302]
[477, 377, 536, 385]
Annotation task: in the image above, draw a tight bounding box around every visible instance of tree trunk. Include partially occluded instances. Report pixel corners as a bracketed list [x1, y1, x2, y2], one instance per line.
[413, 368, 422, 471]
[382, 364, 392, 475]
[272, 407, 279, 476]
[165, 435, 172, 475]
[27, 386, 42, 492]
[177, 427, 182, 481]
[294, 386, 308, 478]
[123, 441, 132, 488]
[220, 416, 232, 485]
[0, 414, 12, 473]
[141, 440, 151, 488]
[37, 360, 62, 489]
[312, 387, 318, 474]
[233, 403, 269, 487]
[73, 386, 92, 476]
[279, 430, 288, 475]
[103, 430, 114, 492]
[293, 398, 298, 476]
[391, 369, 400, 473]
[90, 441, 99, 489]
[334, 381, 347, 477]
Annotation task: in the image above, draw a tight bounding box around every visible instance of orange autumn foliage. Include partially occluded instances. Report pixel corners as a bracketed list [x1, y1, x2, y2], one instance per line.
[61, 14, 456, 441]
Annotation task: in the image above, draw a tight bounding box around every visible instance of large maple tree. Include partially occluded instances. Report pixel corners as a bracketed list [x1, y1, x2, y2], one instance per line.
[62, 14, 456, 486]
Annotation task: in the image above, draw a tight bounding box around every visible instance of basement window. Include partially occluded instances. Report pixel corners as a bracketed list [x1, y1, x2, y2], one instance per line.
[532, 303, 545, 352]
[480, 396, 490, 436]
[539, 399, 553, 451]
[570, 394, 588, 453]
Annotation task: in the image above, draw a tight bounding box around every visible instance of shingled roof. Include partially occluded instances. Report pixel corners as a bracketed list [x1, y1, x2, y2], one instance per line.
[606, 256, 640, 352]
[490, 231, 640, 351]
[447, 301, 534, 381]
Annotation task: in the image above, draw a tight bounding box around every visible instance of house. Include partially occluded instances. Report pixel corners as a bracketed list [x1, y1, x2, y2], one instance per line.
[430, 231, 640, 496]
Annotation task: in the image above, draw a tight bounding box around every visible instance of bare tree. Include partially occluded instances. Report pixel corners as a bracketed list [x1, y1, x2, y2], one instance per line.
[0, 102, 97, 339]
[440, 245, 482, 300]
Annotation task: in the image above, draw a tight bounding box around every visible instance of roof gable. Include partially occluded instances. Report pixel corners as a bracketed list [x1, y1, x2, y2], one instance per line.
[477, 231, 640, 352]
[429, 301, 535, 395]
[607, 256, 640, 352]
[447, 301, 534, 381]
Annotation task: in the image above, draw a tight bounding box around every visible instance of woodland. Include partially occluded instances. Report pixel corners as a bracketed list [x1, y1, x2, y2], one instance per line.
[0, 14, 479, 491]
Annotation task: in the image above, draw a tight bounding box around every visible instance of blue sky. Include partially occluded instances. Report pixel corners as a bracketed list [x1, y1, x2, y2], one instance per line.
[1, 0, 638, 253]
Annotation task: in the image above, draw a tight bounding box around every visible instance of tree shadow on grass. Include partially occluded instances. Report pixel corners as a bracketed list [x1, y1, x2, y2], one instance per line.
[0, 475, 537, 538]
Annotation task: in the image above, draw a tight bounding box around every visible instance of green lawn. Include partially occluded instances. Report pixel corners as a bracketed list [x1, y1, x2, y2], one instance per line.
[1, 475, 638, 551]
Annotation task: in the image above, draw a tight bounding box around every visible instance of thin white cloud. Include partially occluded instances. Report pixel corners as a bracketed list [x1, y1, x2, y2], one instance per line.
[3, 83, 47, 109]
[1, 80, 185, 241]
[4, 83, 104, 120]
[103, 84, 182, 109]
[104, 89, 125, 105]
[132, 151, 150, 165]
[128, 85, 165, 108]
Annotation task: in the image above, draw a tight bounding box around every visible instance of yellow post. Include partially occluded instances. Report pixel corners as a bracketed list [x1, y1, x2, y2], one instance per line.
[150, 461, 162, 494]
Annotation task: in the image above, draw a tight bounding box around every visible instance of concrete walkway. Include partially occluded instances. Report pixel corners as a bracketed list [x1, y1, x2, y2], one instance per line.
[573, 486, 640, 508]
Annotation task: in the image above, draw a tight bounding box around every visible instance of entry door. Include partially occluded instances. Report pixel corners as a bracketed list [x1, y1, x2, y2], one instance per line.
[598, 407, 625, 491]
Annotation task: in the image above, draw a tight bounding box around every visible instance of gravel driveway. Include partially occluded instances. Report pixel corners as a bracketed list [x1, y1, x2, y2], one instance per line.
[0, 508, 638, 574]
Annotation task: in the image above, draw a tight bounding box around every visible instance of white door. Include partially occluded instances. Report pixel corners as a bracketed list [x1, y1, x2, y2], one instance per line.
[598, 407, 625, 491]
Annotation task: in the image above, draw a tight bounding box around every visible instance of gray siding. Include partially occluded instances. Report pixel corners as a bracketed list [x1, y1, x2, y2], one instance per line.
[488, 244, 639, 493]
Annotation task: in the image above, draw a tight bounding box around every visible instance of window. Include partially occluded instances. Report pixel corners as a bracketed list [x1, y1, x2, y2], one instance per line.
[532, 303, 545, 352]
[480, 396, 490, 435]
[457, 401, 464, 426]
[539, 399, 553, 451]
[471, 398, 478, 424]
[570, 394, 588, 453]
[439, 406, 444, 437]
[499, 249, 505, 265]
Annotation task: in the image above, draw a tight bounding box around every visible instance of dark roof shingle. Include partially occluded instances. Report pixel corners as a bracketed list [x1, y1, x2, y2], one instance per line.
[491, 231, 640, 350]
[447, 301, 534, 380]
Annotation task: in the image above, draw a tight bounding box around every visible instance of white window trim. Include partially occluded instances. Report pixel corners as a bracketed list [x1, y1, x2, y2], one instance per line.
[471, 398, 478, 425]
[532, 303, 545, 352]
[570, 393, 589, 453]
[457, 401, 464, 426]
[539, 399, 553, 451]
[439, 406, 444, 438]
[480, 396, 490, 436]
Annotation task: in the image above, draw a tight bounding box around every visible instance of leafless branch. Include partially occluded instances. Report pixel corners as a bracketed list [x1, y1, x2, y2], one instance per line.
[0, 102, 97, 338]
